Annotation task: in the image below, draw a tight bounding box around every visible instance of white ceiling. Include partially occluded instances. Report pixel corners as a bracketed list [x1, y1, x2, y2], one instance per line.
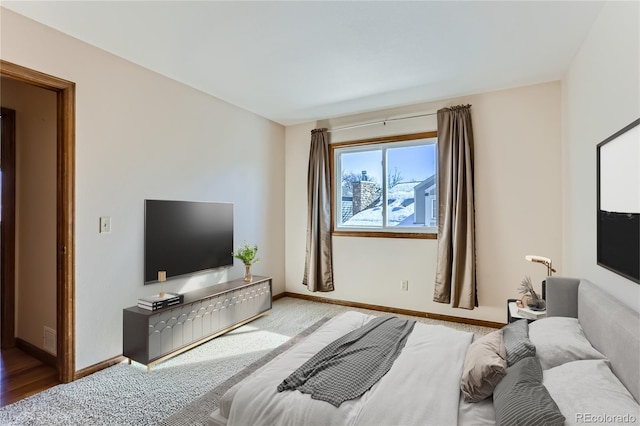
[3, 1, 604, 125]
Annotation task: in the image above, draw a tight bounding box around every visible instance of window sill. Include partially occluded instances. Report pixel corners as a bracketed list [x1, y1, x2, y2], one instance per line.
[332, 230, 437, 239]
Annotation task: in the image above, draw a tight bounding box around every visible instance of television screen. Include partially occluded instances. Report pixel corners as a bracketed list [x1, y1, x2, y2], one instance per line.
[597, 119, 640, 284]
[144, 200, 233, 284]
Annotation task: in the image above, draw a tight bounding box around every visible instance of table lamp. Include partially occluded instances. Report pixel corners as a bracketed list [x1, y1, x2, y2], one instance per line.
[525, 255, 555, 301]
[525, 255, 556, 276]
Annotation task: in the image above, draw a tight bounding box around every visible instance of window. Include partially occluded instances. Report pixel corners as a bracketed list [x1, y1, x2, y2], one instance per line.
[331, 131, 437, 238]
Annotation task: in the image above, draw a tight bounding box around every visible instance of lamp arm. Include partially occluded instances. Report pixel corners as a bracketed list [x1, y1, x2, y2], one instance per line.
[525, 255, 556, 276]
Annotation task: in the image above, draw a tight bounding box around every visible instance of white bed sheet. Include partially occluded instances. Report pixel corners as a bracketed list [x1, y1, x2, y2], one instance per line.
[209, 311, 481, 426]
[212, 386, 496, 426]
[458, 394, 496, 425]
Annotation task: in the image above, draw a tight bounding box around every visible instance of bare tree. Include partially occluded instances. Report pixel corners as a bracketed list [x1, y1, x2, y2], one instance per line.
[342, 170, 377, 196]
[387, 167, 404, 188]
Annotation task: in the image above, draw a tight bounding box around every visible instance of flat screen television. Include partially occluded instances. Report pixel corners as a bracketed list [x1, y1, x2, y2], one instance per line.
[144, 200, 234, 284]
[596, 119, 640, 284]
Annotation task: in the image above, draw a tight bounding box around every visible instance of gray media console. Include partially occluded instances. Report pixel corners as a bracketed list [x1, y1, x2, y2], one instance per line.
[123, 276, 272, 371]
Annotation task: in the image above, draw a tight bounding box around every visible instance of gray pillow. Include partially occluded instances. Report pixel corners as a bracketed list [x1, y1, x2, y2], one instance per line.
[460, 329, 507, 402]
[543, 359, 640, 423]
[502, 319, 536, 366]
[493, 356, 565, 426]
[529, 317, 606, 370]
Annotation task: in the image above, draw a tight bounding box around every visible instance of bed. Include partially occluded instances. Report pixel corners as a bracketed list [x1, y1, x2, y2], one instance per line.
[209, 277, 640, 426]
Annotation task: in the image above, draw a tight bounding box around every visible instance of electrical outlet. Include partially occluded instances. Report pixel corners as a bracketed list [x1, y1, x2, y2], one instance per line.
[401, 280, 408, 291]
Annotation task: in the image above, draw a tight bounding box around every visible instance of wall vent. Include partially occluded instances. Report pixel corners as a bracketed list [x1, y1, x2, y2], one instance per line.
[43, 326, 56, 355]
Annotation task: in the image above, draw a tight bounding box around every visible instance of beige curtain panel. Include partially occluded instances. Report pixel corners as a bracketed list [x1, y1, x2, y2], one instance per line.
[434, 105, 478, 309]
[303, 128, 335, 292]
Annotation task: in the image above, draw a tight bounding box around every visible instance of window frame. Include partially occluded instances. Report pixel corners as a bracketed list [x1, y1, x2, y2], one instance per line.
[330, 131, 438, 239]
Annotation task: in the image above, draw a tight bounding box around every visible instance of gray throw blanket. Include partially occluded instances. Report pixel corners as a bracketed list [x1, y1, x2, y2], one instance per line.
[277, 316, 416, 407]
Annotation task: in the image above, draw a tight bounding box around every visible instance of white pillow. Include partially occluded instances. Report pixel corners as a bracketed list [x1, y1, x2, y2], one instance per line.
[543, 359, 640, 426]
[529, 317, 606, 370]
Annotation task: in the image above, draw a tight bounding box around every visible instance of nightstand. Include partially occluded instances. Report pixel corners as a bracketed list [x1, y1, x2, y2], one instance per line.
[507, 298, 546, 324]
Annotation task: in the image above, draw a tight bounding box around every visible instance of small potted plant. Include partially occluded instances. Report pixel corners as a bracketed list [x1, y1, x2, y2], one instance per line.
[233, 243, 260, 282]
[519, 276, 546, 310]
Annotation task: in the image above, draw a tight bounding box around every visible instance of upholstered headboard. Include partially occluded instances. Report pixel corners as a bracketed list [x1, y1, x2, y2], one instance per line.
[545, 277, 640, 403]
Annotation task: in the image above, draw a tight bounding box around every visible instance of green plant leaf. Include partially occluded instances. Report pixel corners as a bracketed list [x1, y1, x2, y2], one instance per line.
[232, 243, 260, 265]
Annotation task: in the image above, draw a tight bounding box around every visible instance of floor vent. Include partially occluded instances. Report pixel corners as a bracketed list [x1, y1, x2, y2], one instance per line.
[44, 326, 57, 355]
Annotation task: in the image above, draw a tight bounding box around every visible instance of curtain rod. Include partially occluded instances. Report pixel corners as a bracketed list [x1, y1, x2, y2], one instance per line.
[327, 111, 437, 133]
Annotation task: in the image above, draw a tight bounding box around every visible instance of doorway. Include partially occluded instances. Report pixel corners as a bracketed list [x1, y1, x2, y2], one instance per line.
[0, 106, 16, 349]
[0, 60, 76, 383]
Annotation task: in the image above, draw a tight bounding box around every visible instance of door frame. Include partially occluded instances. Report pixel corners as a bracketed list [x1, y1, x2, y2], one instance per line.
[0, 60, 76, 383]
[1, 107, 16, 349]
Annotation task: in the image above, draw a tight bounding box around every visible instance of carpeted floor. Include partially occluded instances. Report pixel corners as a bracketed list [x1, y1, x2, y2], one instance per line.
[0, 297, 493, 425]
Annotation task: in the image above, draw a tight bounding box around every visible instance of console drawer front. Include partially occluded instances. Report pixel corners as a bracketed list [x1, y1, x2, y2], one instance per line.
[142, 279, 271, 362]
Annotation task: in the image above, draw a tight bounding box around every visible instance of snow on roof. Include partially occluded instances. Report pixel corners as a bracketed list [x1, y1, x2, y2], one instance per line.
[344, 181, 433, 227]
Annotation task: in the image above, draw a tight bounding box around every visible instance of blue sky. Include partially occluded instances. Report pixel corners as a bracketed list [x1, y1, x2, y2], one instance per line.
[341, 144, 436, 185]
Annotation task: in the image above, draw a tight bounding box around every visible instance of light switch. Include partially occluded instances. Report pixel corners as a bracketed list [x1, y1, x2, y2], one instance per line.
[100, 216, 111, 233]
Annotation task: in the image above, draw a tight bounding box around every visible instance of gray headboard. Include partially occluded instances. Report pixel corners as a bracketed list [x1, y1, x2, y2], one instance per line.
[545, 277, 640, 403]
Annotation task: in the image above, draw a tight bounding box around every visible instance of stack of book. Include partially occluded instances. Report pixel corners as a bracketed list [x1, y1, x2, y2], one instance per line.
[517, 305, 547, 320]
[137, 292, 184, 311]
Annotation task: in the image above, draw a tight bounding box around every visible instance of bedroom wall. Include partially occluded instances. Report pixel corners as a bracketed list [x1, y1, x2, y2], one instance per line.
[0, 78, 57, 353]
[562, 1, 640, 311]
[1, 9, 286, 369]
[285, 82, 562, 324]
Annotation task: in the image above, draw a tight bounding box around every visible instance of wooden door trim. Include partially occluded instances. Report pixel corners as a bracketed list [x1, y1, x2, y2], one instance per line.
[0, 107, 16, 349]
[0, 60, 76, 383]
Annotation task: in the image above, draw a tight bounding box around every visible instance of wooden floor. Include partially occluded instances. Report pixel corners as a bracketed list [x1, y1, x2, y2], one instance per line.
[0, 347, 59, 407]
